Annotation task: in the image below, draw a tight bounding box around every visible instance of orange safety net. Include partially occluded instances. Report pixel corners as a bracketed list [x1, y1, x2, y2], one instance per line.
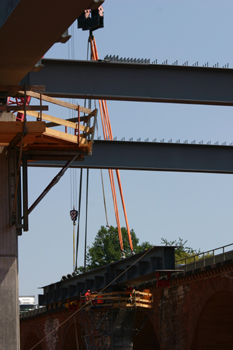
[90, 36, 134, 253]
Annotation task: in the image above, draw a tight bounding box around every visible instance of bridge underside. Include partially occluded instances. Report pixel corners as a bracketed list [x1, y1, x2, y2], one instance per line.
[0, 0, 103, 85]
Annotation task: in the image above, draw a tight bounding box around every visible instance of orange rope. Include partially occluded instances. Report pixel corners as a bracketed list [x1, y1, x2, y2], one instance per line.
[97, 53, 123, 251]
[90, 36, 134, 253]
[101, 100, 134, 251]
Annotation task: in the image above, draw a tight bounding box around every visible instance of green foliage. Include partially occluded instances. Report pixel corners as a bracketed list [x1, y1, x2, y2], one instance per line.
[161, 237, 200, 263]
[76, 229, 201, 273]
[78, 226, 153, 272]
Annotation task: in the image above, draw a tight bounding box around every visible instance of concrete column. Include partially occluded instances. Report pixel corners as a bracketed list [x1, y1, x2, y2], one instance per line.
[0, 151, 20, 349]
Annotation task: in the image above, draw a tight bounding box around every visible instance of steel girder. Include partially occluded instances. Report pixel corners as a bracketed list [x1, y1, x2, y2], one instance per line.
[39, 246, 175, 306]
[27, 140, 233, 174]
[22, 58, 233, 106]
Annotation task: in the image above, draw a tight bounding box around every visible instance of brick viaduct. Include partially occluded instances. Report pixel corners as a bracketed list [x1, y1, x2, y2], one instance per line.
[20, 260, 233, 350]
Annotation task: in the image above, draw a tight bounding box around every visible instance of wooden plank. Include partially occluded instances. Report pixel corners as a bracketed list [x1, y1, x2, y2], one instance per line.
[134, 298, 152, 304]
[22, 135, 59, 144]
[136, 291, 152, 296]
[0, 106, 48, 112]
[90, 297, 129, 301]
[86, 291, 143, 298]
[82, 125, 94, 136]
[0, 121, 46, 133]
[86, 297, 150, 303]
[44, 128, 88, 144]
[45, 115, 87, 128]
[134, 303, 153, 308]
[19, 111, 90, 132]
[18, 91, 91, 114]
[85, 108, 98, 123]
[0, 85, 45, 92]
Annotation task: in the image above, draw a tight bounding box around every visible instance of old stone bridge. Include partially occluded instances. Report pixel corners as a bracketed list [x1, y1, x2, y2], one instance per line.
[20, 252, 233, 350]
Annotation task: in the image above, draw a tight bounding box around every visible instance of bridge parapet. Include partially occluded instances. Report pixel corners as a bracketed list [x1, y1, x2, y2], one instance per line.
[175, 243, 233, 273]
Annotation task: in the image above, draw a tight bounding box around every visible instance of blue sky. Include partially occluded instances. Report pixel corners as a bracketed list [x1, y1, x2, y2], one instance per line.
[19, 1, 233, 300]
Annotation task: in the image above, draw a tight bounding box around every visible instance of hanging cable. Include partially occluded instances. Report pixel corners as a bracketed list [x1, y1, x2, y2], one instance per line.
[84, 168, 89, 271]
[82, 38, 92, 271]
[68, 23, 80, 270]
[95, 86, 109, 228]
[70, 208, 78, 271]
[100, 169, 109, 227]
[75, 169, 83, 270]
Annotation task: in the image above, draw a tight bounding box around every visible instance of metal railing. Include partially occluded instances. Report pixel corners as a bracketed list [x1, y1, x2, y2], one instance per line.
[20, 306, 47, 319]
[175, 243, 233, 272]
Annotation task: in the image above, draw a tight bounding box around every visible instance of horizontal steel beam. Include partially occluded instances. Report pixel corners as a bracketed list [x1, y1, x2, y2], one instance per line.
[39, 246, 175, 306]
[22, 58, 233, 106]
[28, 140, 233, 174]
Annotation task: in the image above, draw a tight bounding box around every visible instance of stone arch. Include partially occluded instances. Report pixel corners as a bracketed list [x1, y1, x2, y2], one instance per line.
[62, 316, 82, 350]
[23, 332, 43, 350]
[133, 314, 160, 350]
[191, 289, 233, 350]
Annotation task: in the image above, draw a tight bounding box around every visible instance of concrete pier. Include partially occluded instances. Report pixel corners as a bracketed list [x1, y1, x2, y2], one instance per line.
[0, 151, 20, 349]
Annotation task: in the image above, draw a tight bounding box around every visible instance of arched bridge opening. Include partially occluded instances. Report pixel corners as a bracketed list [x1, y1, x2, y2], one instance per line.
[133, 315, 160, 350]
[23, 332, 42, 350]
[63, 321, 82, 350]
[192, 289, 233, 350]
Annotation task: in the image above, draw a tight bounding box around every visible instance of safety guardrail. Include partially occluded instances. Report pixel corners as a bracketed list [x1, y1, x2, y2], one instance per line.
[20, 306, 47, 319]
[175, 243, 233, 272]
[81, 290, 153, 310]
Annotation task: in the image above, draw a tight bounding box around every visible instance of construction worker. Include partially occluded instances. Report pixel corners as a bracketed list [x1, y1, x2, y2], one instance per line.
[85, 289, 91, 302]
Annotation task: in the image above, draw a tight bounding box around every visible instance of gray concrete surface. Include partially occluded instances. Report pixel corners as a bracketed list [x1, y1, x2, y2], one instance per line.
[0, 153, 20, 349]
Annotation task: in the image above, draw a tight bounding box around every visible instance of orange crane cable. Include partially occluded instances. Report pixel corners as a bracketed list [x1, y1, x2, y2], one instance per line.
[102, 115, 123, 250]
[101, 100, 112, 139]
[101, 101, 111, 140]
[101, 109, 123, 250]
[102, 100, 113, 138]
[101, 94, 134, 252]
[115, 169, 134, 251]
[99, 98, 108, 140]
[108, 169, 124, 250]
[98, 84, 123, 251]
[91, 36, 133, 253]
[91, 35, 133, 252]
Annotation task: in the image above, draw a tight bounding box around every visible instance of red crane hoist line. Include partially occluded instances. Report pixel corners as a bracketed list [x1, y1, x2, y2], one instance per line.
[90, 35, 134, 255]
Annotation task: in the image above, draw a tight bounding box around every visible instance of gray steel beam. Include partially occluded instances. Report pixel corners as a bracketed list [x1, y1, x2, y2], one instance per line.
[22, 58, 233, 106]
[27, 140, 233, 174]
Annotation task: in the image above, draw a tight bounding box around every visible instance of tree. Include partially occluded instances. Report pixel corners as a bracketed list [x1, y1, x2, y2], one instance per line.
[161, 237, 200, 263]
[78, 226, 153, 272]
[77, 228, 200, 273]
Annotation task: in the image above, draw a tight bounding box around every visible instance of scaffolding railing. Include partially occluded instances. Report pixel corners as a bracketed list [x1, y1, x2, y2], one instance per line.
[80, 290, 153, 310]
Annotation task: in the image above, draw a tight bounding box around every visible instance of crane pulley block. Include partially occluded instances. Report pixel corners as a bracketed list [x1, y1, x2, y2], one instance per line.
[77, 6, 104, 31]
[70, 209, 78, 223]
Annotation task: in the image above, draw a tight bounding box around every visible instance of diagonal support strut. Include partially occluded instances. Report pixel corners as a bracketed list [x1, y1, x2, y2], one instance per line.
[23, 155, 78, 218]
